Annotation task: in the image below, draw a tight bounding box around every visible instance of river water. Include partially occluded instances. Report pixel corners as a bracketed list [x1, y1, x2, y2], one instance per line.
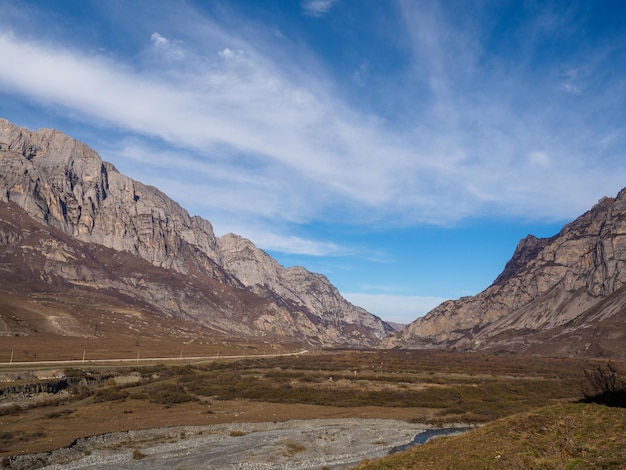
[390, 427, 474, 453]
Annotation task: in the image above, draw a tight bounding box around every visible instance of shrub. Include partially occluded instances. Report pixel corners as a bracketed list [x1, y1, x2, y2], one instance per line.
[0, 404, 22, 416]
[147, 383, 197, 405]
[45, 408, 75, 419]
[0, 431, 14, 444]
[93, 387, 129, 403]
[284, 442, 306, 456]
[582, 363, 626, 407]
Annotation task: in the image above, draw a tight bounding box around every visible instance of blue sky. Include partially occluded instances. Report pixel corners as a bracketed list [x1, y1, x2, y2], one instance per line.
[1, 0, 626, 323]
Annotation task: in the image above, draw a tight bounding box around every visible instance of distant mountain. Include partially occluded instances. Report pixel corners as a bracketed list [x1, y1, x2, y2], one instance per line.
[0, 118, 391, 346]
[387, 190, 626, 358]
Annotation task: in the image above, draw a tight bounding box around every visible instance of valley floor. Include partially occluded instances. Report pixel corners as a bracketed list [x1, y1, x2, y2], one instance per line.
[1, 350, 623, 468]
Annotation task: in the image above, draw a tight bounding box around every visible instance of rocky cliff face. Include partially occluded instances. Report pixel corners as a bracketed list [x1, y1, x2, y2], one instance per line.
[389, 191, 626, 358]
[219, 233, 389, 343]
[0, 118, 390, 346]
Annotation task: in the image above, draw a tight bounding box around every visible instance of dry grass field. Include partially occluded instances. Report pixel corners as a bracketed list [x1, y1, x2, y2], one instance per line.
[1, 349, 624, 467]
[355, 402, 626, 469]
[0, 334, 290, 363]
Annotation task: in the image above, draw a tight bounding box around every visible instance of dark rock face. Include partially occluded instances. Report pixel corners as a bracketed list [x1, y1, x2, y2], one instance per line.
[0, 118, 390, 346]
[0, 380, 68, 397]
[389, 190, 626, 358]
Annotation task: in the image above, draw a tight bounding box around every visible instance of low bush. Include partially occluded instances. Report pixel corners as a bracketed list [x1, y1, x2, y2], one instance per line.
[132, 448, 147, 460]
[145, 383, 197, 405]
[0, 431, 14, 445]
[0, 404, 22, 416]
[45, 408, 75, 419]
[284, 442, 306, 456]
[582, 362, 626, 407]
[93, 387, 129, 403]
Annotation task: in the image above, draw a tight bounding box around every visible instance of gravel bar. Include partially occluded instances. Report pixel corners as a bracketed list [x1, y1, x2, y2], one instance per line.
[7, 419, 469, 469]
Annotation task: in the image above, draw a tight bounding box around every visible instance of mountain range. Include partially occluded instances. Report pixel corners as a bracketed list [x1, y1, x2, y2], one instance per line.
[1, 118, 624, 358]
[0, 118, 391, 348]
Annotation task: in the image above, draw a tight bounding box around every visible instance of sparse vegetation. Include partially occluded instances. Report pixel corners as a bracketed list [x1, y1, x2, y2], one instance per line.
[0, 404, 22, 417]
[0, 350, 622, 459]
[355, 402, 626, 469]
[0, 430, 46, 453]
[151, 351, 589, 423]
[45, 408, 75, 419]
[144, 383, 198, 406]
[93, 387, 130, 403]
[284, 442, 306, 456]
[132, 448, 147, 460]
[0, 431, 14, 446]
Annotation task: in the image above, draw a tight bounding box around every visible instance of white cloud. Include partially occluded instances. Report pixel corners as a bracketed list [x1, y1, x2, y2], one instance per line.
[561, 82, 582, 95]
[560, 67, 586, 95]
[218, 47, 234, 59]
[150, 32, 169, 47]
[302, 0, 336, 17]
[149, 32, 185, 61]
[244, 232, 347, 257]
[0, 0, 625, 259]
[352, 61, 369, 86]
[104, 139, 351, 256]
[527, 151, 550, 168]
[0, 30, 430, 219]
[342, 293, 448, 324]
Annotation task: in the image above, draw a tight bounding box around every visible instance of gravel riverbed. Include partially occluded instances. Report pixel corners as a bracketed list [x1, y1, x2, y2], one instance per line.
[7, 419, 469, 469]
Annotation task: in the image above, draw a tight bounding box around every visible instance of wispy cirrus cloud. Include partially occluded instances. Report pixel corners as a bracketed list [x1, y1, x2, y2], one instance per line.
[0, 1, 625, 258]
[301, 0, 337, 17]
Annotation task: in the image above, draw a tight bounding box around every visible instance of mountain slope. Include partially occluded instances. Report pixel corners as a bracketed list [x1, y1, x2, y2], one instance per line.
[389, 190, 626, 358]
[0, 118, 390, 346]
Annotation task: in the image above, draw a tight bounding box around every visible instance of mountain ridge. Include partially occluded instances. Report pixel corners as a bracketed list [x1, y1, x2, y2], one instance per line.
[0, 118, 391, 347]
[388, 189, 626, 358]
